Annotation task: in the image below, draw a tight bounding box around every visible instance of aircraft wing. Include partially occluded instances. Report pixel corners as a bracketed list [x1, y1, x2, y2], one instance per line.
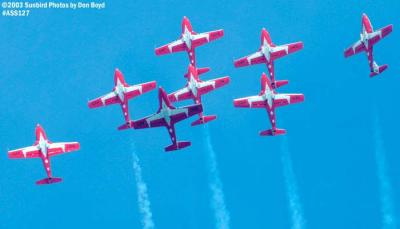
[168, 86, 194, 103]
[133, 112, 168, 129]
[8, 146, 40, 159]
[88, 91, 119, 109]
[170, 104, 203, 123]
[270, 42, 303, 60]
[344, 40, 366, 57]
[133, 104, 202, 129]
[234, 51, 266, 68]
[273, 94, 304, 108]
[234, 95, 268, 108]
[47, 142, 80, 157]
[191, 30, 224, 48]
[155, 39, 186, 55]
[368, 25, 393, 47]
[197, 76, 230, 96]
[125, 81, 157, 100]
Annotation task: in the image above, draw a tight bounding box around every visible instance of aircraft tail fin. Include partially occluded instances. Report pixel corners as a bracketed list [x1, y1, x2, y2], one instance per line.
[36, 177, 62, 185]
[273, 80, 289, 89]
[259, 128, 286, 137]
[184, 67, 210, 78]
[370, 64, 388, 77]
[191, 115, 216, 126]
[196, 67, 210, 76]
[165, 141, 191, 152]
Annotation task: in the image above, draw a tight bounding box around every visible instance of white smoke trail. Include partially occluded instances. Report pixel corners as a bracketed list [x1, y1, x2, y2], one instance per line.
[281, 137, 305, 229]
[132, 149, 155, 229]
[373, 110, 397, 229]
[204, 126, 231, 229]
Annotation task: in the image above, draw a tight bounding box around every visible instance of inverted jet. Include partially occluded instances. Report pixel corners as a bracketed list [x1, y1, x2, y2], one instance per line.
[127, 87, 202, 151]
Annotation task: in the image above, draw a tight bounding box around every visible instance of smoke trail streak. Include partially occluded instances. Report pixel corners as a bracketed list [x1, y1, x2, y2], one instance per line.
[132, 148, 155, 229]
[281, 137, 305, 229]
[373, 110, 397, 229]
[204, 126, 231, 229]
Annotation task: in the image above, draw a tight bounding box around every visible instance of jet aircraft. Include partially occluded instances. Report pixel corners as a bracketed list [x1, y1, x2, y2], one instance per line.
[127, 87, 203, 151]
[234, 73, 304, 136]
[8, 124, 80, 185]
[168, 64, 230, 126]
[155, 16, 224, 66]
[344, 13, 392, 77]
[88, 69, 156, 130]
[234, 28, 303, 88]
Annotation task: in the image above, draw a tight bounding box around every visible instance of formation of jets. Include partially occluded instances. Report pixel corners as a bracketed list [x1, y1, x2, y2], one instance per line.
[91, 16, 229, 152]
[8, 13, 393, 184]
[234, 28, 305, 135]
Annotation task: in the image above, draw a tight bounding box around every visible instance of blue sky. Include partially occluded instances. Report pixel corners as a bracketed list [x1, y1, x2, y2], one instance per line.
[0, 0, 399, 228]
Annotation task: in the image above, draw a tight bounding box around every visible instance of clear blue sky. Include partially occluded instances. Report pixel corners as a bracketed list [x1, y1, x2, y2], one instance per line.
[0, 0, 399, 228]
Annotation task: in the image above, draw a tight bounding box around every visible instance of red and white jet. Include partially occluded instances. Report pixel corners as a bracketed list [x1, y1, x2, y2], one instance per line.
[8, 124, 80, 185]
[234, 28, 303, 89]
[127, 87, 203, 151]
[88, 69, 156, 130]
[234, 73, 304, 136]
[168, 64, 230, 126]
[344, 13, 393, 77]
[155, 16, 224, 66]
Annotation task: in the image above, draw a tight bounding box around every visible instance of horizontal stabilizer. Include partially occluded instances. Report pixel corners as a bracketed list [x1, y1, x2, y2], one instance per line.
[370, 64, 388, 77]
[273, 80, 289, 89]
[36, 177, 62, 185]
[118, 121, 133, 130]
[259, 128, 286, 137]
[165, 141, 191, 152]
[185, 67, 210, 78]
[191, 115, 216, 126]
